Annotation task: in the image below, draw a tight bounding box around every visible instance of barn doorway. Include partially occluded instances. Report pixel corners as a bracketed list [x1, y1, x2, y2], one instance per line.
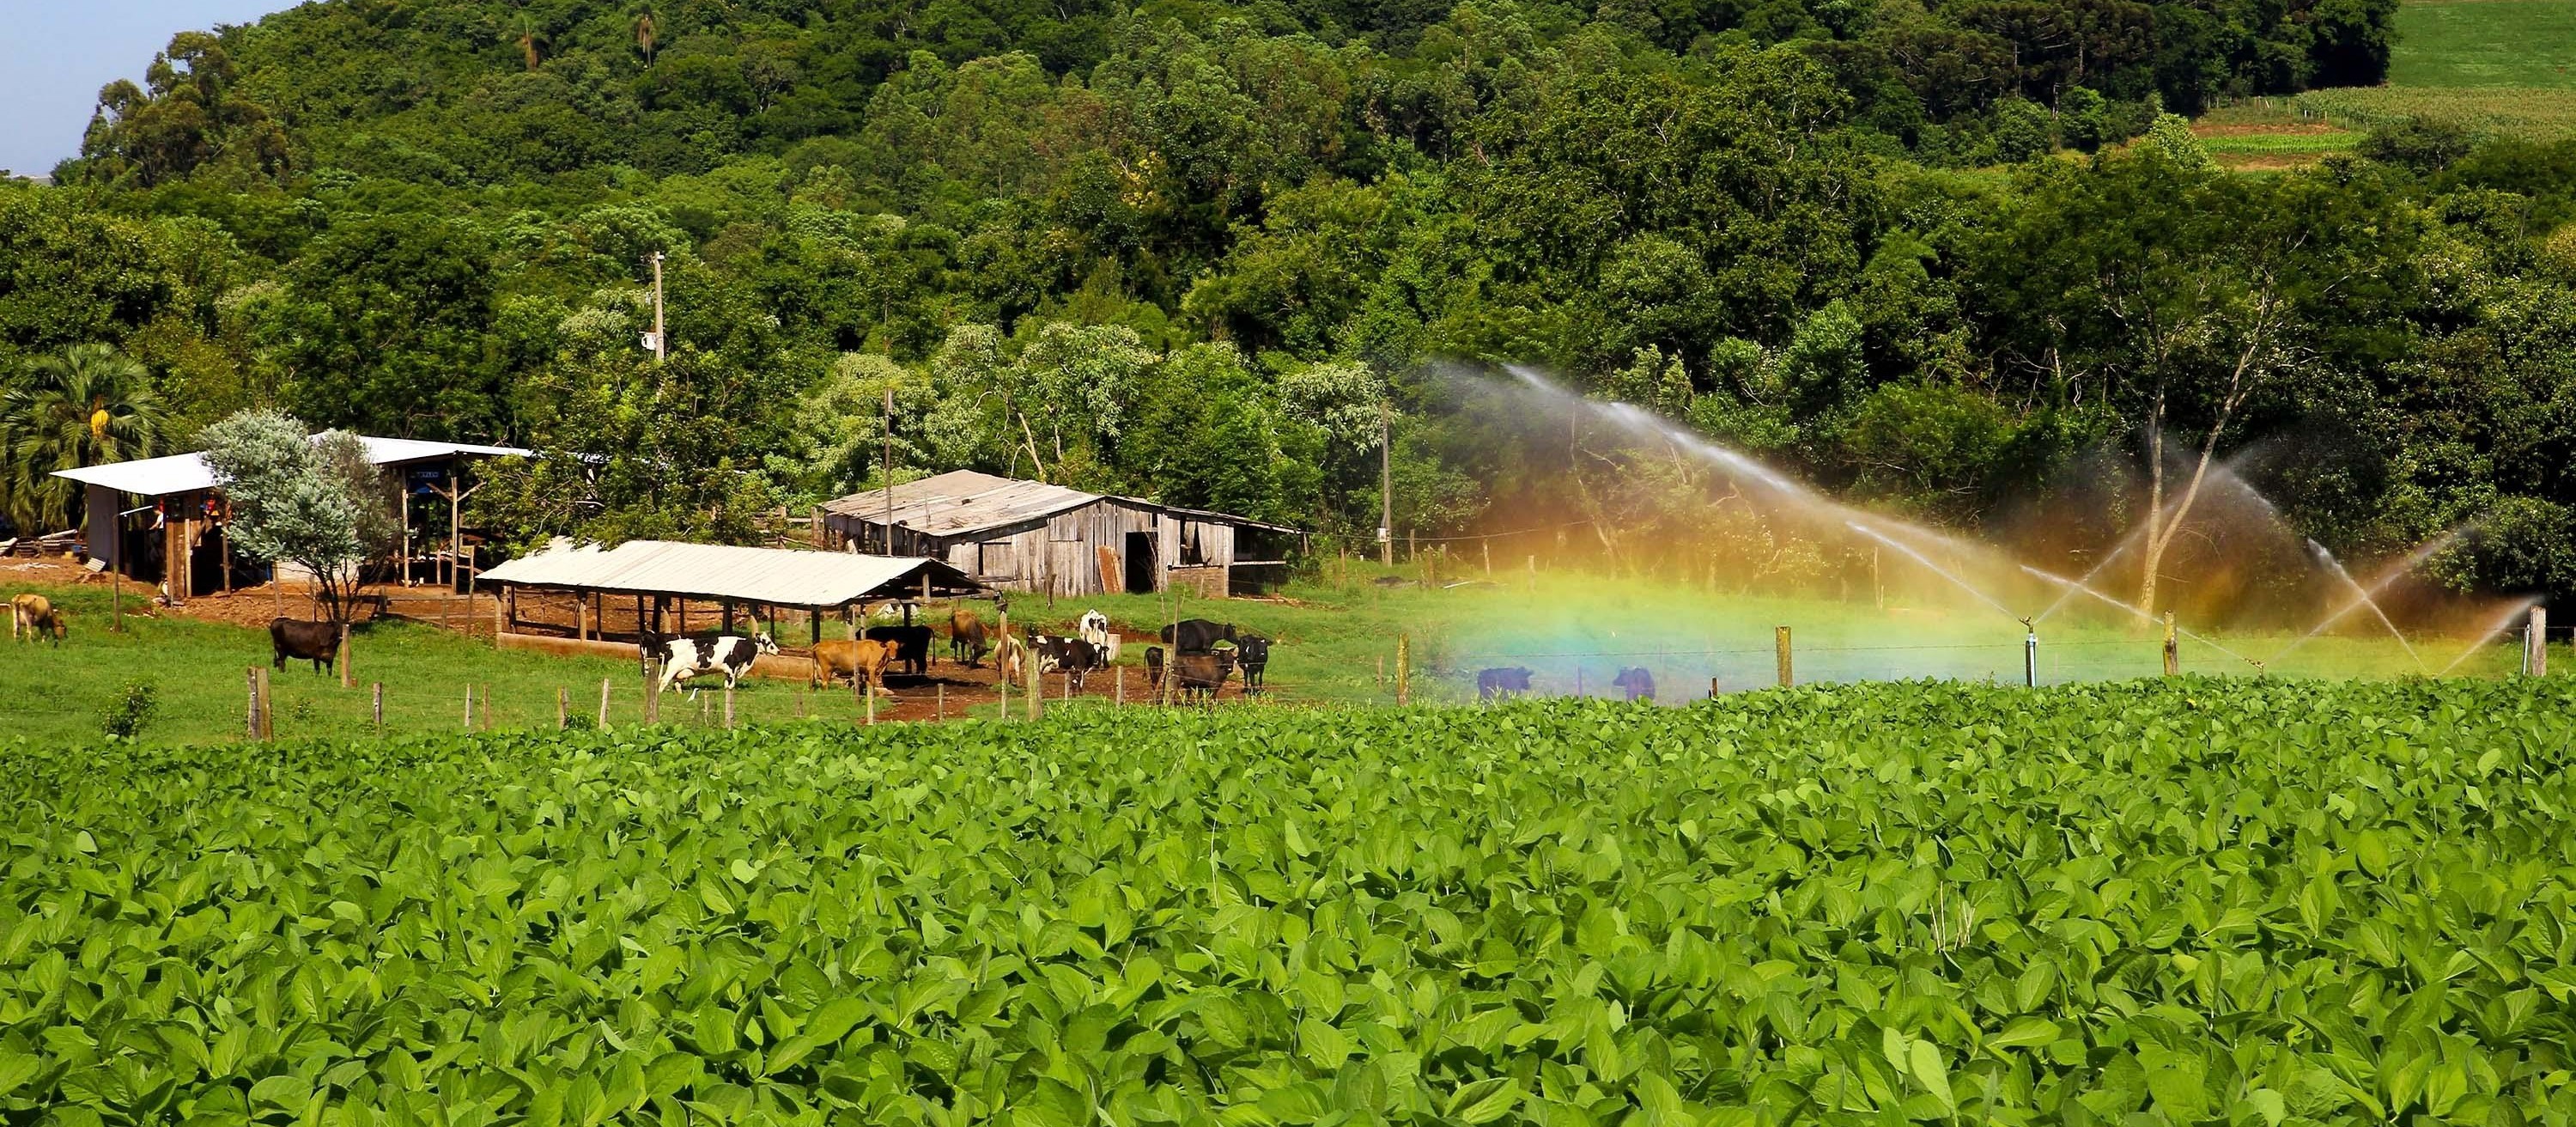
[1124, 532, 1156, 594]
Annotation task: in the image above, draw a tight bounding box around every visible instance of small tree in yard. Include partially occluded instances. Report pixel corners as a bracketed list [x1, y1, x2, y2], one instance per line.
[199, 410, 398, 623]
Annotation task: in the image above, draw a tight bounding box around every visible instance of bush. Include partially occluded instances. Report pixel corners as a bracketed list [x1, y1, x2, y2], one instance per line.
[2358, 118, 2476, 172]
[97, 679, 157, 740]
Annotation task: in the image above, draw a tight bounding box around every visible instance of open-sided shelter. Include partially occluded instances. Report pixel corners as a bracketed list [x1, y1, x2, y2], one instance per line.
[50, 436, 529, 602]
[817, 470, 1303, 598]
[478, 539, 985, 658]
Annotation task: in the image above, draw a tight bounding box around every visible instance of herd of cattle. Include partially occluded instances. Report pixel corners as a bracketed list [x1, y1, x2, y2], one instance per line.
[634, 605, 1276, 701]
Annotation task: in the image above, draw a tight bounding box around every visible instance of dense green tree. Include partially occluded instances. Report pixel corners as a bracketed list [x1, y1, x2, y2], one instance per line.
[1, 346, 165, 532]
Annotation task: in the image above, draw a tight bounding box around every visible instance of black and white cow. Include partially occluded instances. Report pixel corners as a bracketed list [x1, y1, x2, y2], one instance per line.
[645, 632, 780, 694]
[1034, 633, 1107, 691]
[1076, 609, 1117, 661]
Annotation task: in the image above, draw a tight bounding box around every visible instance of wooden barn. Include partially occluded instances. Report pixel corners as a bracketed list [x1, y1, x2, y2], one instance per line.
[817, 470, 1302, 598]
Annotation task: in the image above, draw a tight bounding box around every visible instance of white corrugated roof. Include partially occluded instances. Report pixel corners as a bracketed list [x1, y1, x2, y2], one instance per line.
[480, 539, 983, 606]
[52, 436, 532, 497]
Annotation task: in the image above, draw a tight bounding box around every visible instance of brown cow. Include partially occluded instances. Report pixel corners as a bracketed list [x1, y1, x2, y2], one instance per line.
[11, 594, 64, 644]
[270, 618, 340, 674]
[949, 607, 990, 667]
[811, 638, 900, 692]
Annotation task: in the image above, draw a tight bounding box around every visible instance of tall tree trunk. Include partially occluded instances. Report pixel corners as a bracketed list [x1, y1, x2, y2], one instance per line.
[2133, 302, 2279, 615]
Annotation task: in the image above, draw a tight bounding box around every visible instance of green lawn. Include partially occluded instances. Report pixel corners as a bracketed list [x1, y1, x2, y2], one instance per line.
[0, 558, 2529, 747]
[2388, 0, 2576, 88]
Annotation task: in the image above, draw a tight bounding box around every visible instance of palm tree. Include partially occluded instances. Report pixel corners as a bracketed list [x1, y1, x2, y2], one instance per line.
[3, 344, 165, 532]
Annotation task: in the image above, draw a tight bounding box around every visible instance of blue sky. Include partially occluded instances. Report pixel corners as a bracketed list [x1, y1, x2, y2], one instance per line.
[1, 1, 302, 177]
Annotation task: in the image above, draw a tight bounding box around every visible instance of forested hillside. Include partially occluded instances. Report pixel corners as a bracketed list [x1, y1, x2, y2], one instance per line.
[18, 0, 2576, 603]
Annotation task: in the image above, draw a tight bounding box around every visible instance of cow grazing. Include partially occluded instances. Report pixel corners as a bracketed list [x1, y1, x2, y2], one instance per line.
[646, 632, 779, 694]
[1235, 633, 1272, 695]
[1034, 633, 1106, 691]
[1612, 667, 1656, 702]
[11, 594, 64, 645]
[1477, 667, 1534, 702]
[270, 618, 341, 674]
[1159, 618, 1236, 655]
[863, 625, 933, 677]
[812, 638, 900, 691]
[948, 608, 990, 667]
[1144, 646, 1165, 689]
[1173, 650, 1236, 701]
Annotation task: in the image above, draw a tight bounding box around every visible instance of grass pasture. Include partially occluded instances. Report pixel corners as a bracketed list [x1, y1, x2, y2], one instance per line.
[0, 557, 2529, 746]
[6, 680, 2576, 1123]
[2293, 0, 2576, 140]
[2386, 0, 2576, 88]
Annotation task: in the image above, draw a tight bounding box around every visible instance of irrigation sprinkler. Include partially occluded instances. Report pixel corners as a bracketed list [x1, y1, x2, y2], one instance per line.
[2021, 618, 2038, 687]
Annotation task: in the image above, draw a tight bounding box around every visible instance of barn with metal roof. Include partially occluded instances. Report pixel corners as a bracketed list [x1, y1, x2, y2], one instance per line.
[817, 470, 1303, 598]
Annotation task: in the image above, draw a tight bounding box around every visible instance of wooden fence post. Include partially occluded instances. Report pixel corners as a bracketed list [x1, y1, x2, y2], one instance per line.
[724, 684, 736, 728]
[1395, 634, 1411, 706]
[373, 682, 384, 728]
[558, 686, 569, 729]
[937, 681, 945, 719]
[643, 674, 659, 724]
[463, 684, 474, 730]
[598, 678, 611, 728]
[246, 668, 260, 739]
[482, 684, 491, 731]
[2162, 612, 2179, 677]
[338, 624, 352, 689]
[1775, 626, 1793, 688]
[866, 680, 876, 725]
[1710, 676, 1721, 699]
[2528, 606, 2549, 676]
[1027, 645, 1042, 721]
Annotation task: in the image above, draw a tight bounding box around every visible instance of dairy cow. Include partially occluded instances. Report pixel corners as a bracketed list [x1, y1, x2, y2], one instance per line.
[644, 632, 779, 693]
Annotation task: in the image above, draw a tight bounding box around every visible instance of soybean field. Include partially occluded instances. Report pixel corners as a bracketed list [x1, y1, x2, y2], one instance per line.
[5, 679, 2575, 1124]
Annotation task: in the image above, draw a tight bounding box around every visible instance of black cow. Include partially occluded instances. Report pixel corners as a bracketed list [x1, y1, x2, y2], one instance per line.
[1173, 651, 1235, 701]
[270, 618, 340, 675]
[1033, 633, 1106, 691]
[1235, 633, 1272, 694]
[1159, 618, 1236, 655]
[645, 632, 780, 693]
[864, 625, 933, 676]
[1612, 667, 1656, 702]
[1144, 646, 1165, 689]
[1476, 667, 1533, 702]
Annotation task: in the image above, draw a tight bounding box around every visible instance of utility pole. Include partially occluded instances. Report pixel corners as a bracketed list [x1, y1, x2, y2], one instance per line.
[648, 251, 667, 364]
[883, 388, 896, 555]
[1379, 401, 1393, 568]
